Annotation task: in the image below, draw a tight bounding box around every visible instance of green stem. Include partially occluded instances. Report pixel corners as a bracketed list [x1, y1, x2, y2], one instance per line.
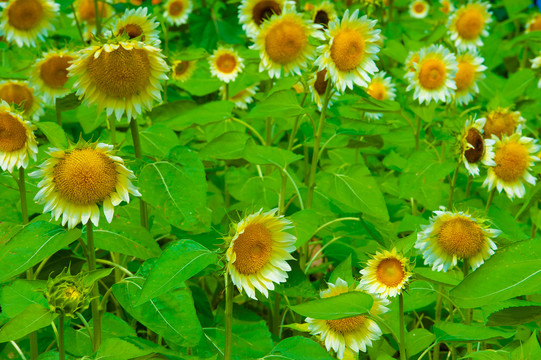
[18, 167, 28, 224]
[224, 273, 234, 360]
[58, 313, 65, 360]
[230, 117, 266, 145]
[93, 0, 101, 36]
[272, 292, 281, 337]
[76, 312, 94, 351]
[224, 83, 229, 101]
[485, 188, 496, 213]
[463, 260, 473, 356]
[448, 161, 460, 209]
[415, 116, 421, 151]
[433, 285, 444, 360]
[130, 118, 149, 230]
[399, 293, 407, 360]
[71, 4, 85, 43]
[86, 223, 102, 351]
[278, 170, 287, 217]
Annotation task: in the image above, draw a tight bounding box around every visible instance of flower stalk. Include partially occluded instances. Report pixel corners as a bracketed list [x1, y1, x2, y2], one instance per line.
[224, 273, 234, 360]
[86, 223, 102, 351]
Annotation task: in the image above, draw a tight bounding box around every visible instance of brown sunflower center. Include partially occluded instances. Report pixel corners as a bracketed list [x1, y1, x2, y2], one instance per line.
[418, 58, 446, 90]
[53, 148, 118, 205]
[7, 0, 43, 31]
[530, 15, 541, 32]
[493, 141, 529, 182]
[314, 10, 329, 28]
[368, 81, 386, 101]
[331, 29, 365, 72]
[413, 3, 426, 13]
[216, 53, 237, 74]
[437, 217, 485, 259]
[87, 46, 151, 99]
[326, 315, 366, 334]
[117, 24, 145, 40]
[314, 69, 328, 95]
[174, 61, 189, 75]
[484, 111, 515, 139]
[376, 258, 405, 287]
[252, 0, 281, 26]
[78, 0, 107, 24]
[441, 1, 450, 14]
[40, 56, 73, 89]
[232, 223, 273, 275]
[169, 0, 184, 16]
[454, 61, 476, 91]
[455, 8, 484, 40]
[464, 127, 484, 164]
[0, 112, 27, 152]
[0, 83, 34, 113]
[265, 19, 308, 65]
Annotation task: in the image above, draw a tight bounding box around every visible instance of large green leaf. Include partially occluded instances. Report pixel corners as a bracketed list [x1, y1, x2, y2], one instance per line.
[35, 122, 68, 148]
[96, 336, 176, 359]
[511, 332, 541, 360]
[200, 131, 250, 160]
[164, 101, 234, 131]
[406, 328, 435, 358]
[264, 337, 333, 360]
[243, 142, 303, 169]
[0, 280, 48, 319]
[433, 322, 515, 342]
[248, 90, 304, 119]
[289, 292, 374, 320]
[138, 124, 179, 158]
[136, 239, 217, 305]
[0, 304, 57, 342]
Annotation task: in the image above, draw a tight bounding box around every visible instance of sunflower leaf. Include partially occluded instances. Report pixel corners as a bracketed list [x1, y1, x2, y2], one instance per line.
[289, 292, 374, 320]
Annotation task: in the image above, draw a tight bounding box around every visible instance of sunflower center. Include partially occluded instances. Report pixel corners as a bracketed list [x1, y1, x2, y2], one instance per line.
[314, 69, 328, 95]
[252, 0, 281, 26]
[484, 112, 514, 139]
[0, 83, 34, 113]
[169, 0, 184, 16]
[88, 46, 151, 99]
[455, 8, 484, 40]
[437, 217, 485, 259]
[265, 19, 308, 65]
[53, 148, 118, 205]
[117, 24, 145, 40]
[7, 0, 43, 31]
[314, 10, 329, 28]
[454, 61, 476, 91]
[232, 223, 273, 275]
[368, 81, 386, 101]
[331, 29, 365, 72]
[493, 142, 529, 182]
[464, 127, 484, 164]
[64, 286, 80, 300]
[216, 54, 237, 74]
[174, 61, 189, 75]
[0, 112, 27, 152]
[376, 258, 405, 287]
[441, 1, 450, 14]
[418, 58, 446, 90]
[530, 16, 541, 32]
[78, 0, 106, 24]
[40, 56, 73, 89]
[413, 3, 425, 13]
[326, 315, 366, 334]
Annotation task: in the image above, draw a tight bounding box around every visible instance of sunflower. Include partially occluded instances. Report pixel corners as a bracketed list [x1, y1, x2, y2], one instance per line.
[30, 142, 141, 229]
[109, 7, 160, 45]
[460, 116, 495, 177]
[226, 209, 296, 300]
[238, 0, 287, 38]
[308, 69, 339, 110]
[69, 40, 169, 121]
[416, 208, 501, 271]
[315, 9, 381, 92]
[530, 53, 541, 88]
[208, 47, 244, 83]
[439, 0, 455, 15]
[0, 80, 43, 121]
[0, 0, 58, 47]
[311, 1, 336, 29]
[364, 71, 396, 120]
[358, 248, 412, 298]
[405, 44, 458, 104]
[252, 6, 323, 78]
[453, 51, 486, 106]
[526, 14, 541, 33]
[405, 50, 420, 73]
[483, 130, 540, 200]
[163, 0, 192, 26]
[448, 1, 492, 51]
[72, 0, 112, 37]
[305, 278, 389, 359]
[30, 49, 75, 103]
[0, 100, 38, 172]
[170, 59, 197, 82]
[219, 84, 259, 109]
[482, 107, 525, 140]
[409, 0, 429, 19]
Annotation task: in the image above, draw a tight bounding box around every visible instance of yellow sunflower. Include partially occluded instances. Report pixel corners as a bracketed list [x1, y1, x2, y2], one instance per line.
[405, 44, 458, 104]
[0, 80, 43, 121]
[30, 142, 141, 229]
[439, 0, 455, 15]
[219, 84, 259, 109]
[409, 0, 429, 19]
[252, 6, 323, 78]
[315, 9, 381, 92]
[208, 47, 244, 83]
[170, 59, 197, 82]
[482, 107, 525, 140]
[526, 14, 541, 33]
[448, 1, 492, 51]
[453, 51, 486, 106]
[311, 1, 336, 29]
[416, 208, 501, 271]
[364, 71, 396, 120]
[460, 116, 495, 177]
[30, 49, 75, 103]
[305, 278, 390, 359]
[0, 100, 38, 172]
[226, 209, 296, 300]
[308, 69, 339, 110]
[109, 7, 160, 45]
[358, 248, 412, 298]
[72, 0, 112, 38]
[238, 0, 287, 38]
[0, 0, 58, 47]
[69, 40, 169, 121]
[163, 0, 192, 26]
[483, 130, 540, 199]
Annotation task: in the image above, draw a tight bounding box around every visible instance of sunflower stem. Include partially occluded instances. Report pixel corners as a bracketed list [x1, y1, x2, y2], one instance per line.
[86, 223, 102, 351]
[58, 313, 65, 360]
[399, 293, 407, 360]
[272, 292, 281, 337]
[433, 285, 444, 360]
[93, 0, 101, 37]
[76, 312, 94, 351]
[130, 118, 149, 230]
[485, 188, 496, 213]
[71, 4, 85, 44]
[448, 161, 460, 209]
[224, 83, 229, 101]
[224, 273, 234, 360]
[462, 260, 473, 356]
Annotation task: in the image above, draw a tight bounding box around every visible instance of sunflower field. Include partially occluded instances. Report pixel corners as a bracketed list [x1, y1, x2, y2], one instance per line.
[1, 0, 541, 359]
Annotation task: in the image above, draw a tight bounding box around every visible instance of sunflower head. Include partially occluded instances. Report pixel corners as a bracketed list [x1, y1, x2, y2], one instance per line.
[0, 80, 43, 120]
[171, 59, 197, 82]
[163, 0, 192, 26]
[453, 51, 486, 105]
[359, 248, 412, 298]
[527, 14, 541, 33]
[483, 108, 525, 139]
[238, 0, 286, 37]
[312, 1, 336, 28]
[75, 0, 110, 25]
[440, 0, 454, 15]
[209, 47, 244, 83]
[110, 7, 160, 45]
[448, 1, 492, 50]
[410, 0, 429, 19]
[460, 117, 495, 177]
[30, 50, 75, 103]
[45, 268, 92, 317]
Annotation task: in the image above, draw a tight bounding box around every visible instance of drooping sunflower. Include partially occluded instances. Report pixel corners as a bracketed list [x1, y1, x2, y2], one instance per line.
[311, 1, 336, 29]
[30, 142, 141, 229]
[238, 0, 287, 38]
[526, 14, 541, 33]
[416, 208, 501, 271]
[0, 100, 38, 172]
[439, 0, 455, 15]
[252, 6, 323, 78]
[163, 0, 192, 26]
[170, 59, 197, 82]
[448, 1, 492, 51]
[305, 278, 390, 359]
[208, 47, 244, 83]
[219, 84, 259, 109]
[308, 69, 339, 110]
[364, 71, 396, 120]
[0, 0, 58, 47]
[69, 40, 169, 121]
[226, 209, 296, 300]
[483, 130, 540, 200]
[0, 80, 43, 121]
[409, 0, 429, 19]
[109, 7, 160, 45]
[358, 248, 412, 298]
[482, 107, 526, 140]
[405, 44, 458, 104]
[460, 116, 495, 177]
[315, 9, 381, 92]
[530, 53, 541, 88]
[453, 51, 486, 106]
[30, 49, 75, 103]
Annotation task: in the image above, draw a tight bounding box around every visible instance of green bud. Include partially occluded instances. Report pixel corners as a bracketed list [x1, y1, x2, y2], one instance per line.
[45, 268, 92, 317]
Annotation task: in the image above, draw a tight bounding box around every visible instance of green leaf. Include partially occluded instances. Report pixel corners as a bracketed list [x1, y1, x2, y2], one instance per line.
[248, 90, 304, 119]
[139, 124, 179, 158]
[485, 301, 541, 326]
[463, 350, 511, 360]
[54, 93, 80, 112]
[35, 122, 68, 148]
[406, 328, 435, 358]
[414, 267, 463, 287]
[329, 256, 354, 285]
[264, 336, 334, 360]
[164, 101, 234, 131]
[0, 280, 48, 318]
[289, 209, 319, 248]
[503, 0, 531, 17]
[96, 336, 175, 359]
[137, 239, 217, 305]
[511, 332, 541, 360]
[450, 239, 541, 308]
[200, 131, 250, 160]
[0, 304, 57, 342]
[289, 292, 374, 320]
[0, 222, 80, 283]
[433, 322, 515, 342]
[243, 142, 303, 168]
[502, 69, 535, 100]
[83, 268, 114, 287]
